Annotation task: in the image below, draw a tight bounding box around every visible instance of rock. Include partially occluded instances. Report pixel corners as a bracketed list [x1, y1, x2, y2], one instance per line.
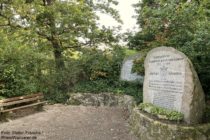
[118, 95, 136, 114]
[143, 47, 205, 124]
[129, 108, 210, 140]
[67, 93, 136, 112]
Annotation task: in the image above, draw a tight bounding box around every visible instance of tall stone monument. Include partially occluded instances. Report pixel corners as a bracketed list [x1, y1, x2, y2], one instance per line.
[143, 47, 205, 124]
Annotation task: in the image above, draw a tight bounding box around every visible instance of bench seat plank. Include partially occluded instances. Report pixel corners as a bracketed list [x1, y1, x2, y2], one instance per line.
[0, 95, 44, 107]
[0, 93, 43, 103]
[1, 101, 47, 113]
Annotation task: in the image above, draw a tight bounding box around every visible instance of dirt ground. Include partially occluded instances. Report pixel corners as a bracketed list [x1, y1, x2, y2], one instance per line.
[0, 104, 139, 140]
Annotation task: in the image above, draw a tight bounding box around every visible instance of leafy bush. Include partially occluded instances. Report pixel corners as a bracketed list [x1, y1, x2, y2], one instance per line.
[79, 46, 125, 81]
[0, 41, 141, 103]
[132, 56, 145, 75]
[35, 56, 83, 103]
[72, 46, 143, 103]
[139, 103, 184, 121]
[0, 44, 41, 98]
[0, 42, 83, 103]
[178, 23, 210, 100]
[73, 80, 143, 103]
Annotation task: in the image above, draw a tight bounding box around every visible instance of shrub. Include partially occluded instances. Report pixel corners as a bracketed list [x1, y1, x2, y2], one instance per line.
[79, 46, 125, 81]
[0, 45, 41, 98]
[36, 57, 83, 103]
[0, 43, 82, 103]
[139, 103, 184, 121]
[0, 42, 141, 103]
[72, 46, 143, 103]
[73, 80, 143, 103]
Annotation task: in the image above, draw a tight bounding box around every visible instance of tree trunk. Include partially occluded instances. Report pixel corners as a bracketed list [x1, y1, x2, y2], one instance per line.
[52, 40, 65, 70]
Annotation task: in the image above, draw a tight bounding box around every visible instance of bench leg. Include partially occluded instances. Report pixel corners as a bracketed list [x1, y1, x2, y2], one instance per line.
[0, 112, 10, 122]
[36, 104, 44, 111]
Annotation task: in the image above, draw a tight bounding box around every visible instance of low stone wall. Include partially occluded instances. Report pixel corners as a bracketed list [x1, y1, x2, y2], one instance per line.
[129, 108, 210, 140]
[67, 93, 136, 113]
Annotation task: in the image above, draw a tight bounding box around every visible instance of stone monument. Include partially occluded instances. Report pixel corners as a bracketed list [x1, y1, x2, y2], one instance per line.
[143, 47, 205, 124]
[120, 54, 143, 83]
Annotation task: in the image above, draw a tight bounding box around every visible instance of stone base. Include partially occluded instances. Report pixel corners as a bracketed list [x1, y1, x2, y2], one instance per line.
[68, 93, 136, 113]
[129, 108, 210, 140]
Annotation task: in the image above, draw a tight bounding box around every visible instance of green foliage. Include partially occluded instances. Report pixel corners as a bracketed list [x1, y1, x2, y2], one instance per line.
[123, 48, 138, 56]
[72, 47, 143, 103]
[204, 105, 210, 123]
[0, 36, 132, 103]
[73, 80, 143, 103]
[0, 0, 121, 69]
[132, 55, 146, 75]
[0, 0, 123, 103]
[139, 103, 184, 121]
[0, 37, 83, 102]
[79, 46, 125, 81]
[0, 43, 41, 97]
[38, 59, 83, 103]
[128, 0, 210, 98]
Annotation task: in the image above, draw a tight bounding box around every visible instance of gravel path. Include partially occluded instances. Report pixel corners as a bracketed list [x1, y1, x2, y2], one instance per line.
[0, 104, 138, 140]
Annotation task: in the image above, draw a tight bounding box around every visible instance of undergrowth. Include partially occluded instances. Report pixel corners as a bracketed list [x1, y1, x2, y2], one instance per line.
[73, 80, 143, 104]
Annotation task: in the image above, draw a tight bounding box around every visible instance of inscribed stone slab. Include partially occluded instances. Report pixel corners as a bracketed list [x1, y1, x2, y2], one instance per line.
[143, 47, 205, 124]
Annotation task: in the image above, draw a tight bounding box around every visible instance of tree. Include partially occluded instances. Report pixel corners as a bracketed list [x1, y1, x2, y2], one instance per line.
[0, 0, 121, 69]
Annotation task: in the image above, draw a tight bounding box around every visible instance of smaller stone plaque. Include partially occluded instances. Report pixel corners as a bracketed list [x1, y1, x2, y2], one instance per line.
[120, 54, 143, 82]
[143, 47, 205, 124]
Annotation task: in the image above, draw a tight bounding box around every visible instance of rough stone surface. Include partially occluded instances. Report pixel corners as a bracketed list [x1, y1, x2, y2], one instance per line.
[129, 108, 210, 140]
[143, 47, 205, 124]
[120, 54, 143, 82]
[68, 93, 136, 113]
[0, 105, 139, 140]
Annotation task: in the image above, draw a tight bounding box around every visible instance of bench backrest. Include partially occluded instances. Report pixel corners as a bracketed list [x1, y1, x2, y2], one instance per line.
[0, 93, 44, 107]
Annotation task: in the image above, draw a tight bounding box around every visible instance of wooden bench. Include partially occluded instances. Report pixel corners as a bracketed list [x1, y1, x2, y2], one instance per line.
[0, 93, 47, 115]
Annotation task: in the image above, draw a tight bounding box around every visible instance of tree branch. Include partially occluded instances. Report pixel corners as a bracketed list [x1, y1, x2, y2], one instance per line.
[0, 23, 9, 27]
[62, 42, 91, 50]
[36, 31, 52, 41]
